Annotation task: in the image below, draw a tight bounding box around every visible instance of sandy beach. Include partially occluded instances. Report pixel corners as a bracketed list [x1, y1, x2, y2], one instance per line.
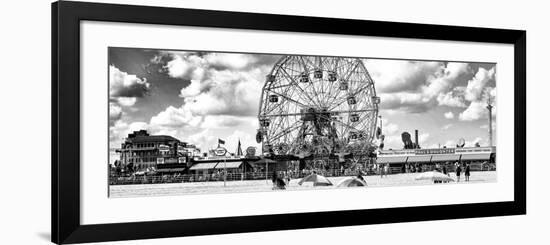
[110, 171, 496, 198]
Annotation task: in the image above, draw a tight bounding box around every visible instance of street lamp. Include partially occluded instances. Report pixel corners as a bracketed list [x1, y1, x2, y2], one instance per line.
[378, 115, 383, 134]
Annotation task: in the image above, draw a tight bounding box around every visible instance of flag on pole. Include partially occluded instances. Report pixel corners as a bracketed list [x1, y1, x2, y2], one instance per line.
[218, 138, 225, 148]
[236, 139, 243, 156]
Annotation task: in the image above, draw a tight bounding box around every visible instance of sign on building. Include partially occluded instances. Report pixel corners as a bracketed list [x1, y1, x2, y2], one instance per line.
[246, 146, 256, 156]
[159, 145, 170, 152]
[178, 157, 187, 164]
[156, 158, 165, 164]
[214, 147, 227, 156]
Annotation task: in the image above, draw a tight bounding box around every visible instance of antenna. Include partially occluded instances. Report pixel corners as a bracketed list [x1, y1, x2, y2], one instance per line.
[486, 91, 494, 147]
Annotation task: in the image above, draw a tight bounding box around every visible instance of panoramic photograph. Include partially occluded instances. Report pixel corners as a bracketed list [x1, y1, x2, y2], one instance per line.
[107, 47, 497, 198]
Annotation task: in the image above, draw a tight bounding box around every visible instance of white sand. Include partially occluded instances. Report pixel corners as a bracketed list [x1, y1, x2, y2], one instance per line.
[110, 171, 496, 198]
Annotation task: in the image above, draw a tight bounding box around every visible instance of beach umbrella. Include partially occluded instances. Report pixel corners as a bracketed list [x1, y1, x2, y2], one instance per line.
[298, 173, 333, 186]
[336, 177, 367, 187]
[415, 171, 454, 182]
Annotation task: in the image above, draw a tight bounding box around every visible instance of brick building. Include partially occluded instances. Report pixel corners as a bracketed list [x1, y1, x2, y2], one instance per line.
[116, 130, 196, 171]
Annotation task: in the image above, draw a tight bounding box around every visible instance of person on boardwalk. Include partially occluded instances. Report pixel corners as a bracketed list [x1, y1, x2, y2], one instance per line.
[465, 163, 471, 182]
[456, 162, 462, 182]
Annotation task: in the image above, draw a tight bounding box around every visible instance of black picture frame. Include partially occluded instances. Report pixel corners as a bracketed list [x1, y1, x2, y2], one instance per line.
[52, 1, 526, 244]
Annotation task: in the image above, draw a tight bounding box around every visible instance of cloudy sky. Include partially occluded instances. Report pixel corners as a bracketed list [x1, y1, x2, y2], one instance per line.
[108, 48, 496, 163]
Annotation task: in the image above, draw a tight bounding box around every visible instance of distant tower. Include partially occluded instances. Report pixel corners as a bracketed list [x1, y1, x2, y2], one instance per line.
[486, 95, 494, 147]
[414, 129, 419, 149]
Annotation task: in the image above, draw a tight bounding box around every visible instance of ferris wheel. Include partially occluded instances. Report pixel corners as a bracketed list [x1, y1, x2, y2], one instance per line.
[257, 55, 380, 158]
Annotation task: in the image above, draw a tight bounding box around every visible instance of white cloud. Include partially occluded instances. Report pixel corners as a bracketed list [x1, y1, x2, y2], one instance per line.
[419, 133, 430, 145]
[378, 92, 435, 113]
[179, 79, 203, 97]
[187, 129, 217, 151]
[424, 62, 470, 98]
[121, 53, 269, 148]
[465, 67, 495, 102]
[149, 105, 203, 128]
[109, 120, 149, 150]
[109, 65, 150, 98]
[459, 100, 488, 121]
[373, 61, 472, 113]
[154, 51, 274, 117]
[109, 66, 151, 122]
[365, 59, 442, 93]
[455, 66, 496, 122]
[442, 124, 453, 130]
[133, 105, 259, 151]
[204, 53, 256, 70]
[201, 115, 257, 129]
[444, 111, 454, 119]
[181, 67, 267, 116]
[382, 134, 403, 150]
[163, 52, 276, 81]
[382, 122, 399, 135]
[164, 54, 205, 80]
[437, 87, 467, 107]
[109, 102, 122, 121]
[116, 97, 137, 107]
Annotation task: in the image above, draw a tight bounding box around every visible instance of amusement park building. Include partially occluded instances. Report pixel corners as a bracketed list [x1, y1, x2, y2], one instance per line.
[376, 146, 496, 173]
[116, 130, 198, 171]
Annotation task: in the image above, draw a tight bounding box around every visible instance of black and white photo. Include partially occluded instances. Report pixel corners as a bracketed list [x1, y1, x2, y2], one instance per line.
[108, 48, 497, 197]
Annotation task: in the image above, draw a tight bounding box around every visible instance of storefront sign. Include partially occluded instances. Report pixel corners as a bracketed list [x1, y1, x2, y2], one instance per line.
[214, 147, 227, 156]
[415, 148, 455, 155]
[455, 147, 493, 154]
[159, 145, 170, 152]
[246, 147, 256, 156]
[378, 149, 415, 156]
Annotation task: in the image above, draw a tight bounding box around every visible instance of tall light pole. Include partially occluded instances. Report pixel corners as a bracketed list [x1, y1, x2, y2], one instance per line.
[378, 115, 383, 133]
[486, 96, 494, 147]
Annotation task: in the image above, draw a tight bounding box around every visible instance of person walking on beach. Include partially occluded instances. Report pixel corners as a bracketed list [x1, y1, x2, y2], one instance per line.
[379, 163, 384, 178]
[357, 173, 367, 186]
[465, 163, 471, 182]
[456, 163, 462, 182]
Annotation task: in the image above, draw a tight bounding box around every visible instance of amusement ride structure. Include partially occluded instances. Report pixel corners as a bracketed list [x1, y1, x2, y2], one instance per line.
[257, 55, 380, 168]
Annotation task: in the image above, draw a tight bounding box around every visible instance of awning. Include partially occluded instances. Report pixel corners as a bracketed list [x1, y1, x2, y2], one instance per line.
[155, 168, 186, 173]
[431, 154, 460, 162]
[189, 162, 218, 170]
[407, 155, 432, 163]
[460, 153, 491, 161]
[214, 161, 243, 169]
[377, 156, 408, 164]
